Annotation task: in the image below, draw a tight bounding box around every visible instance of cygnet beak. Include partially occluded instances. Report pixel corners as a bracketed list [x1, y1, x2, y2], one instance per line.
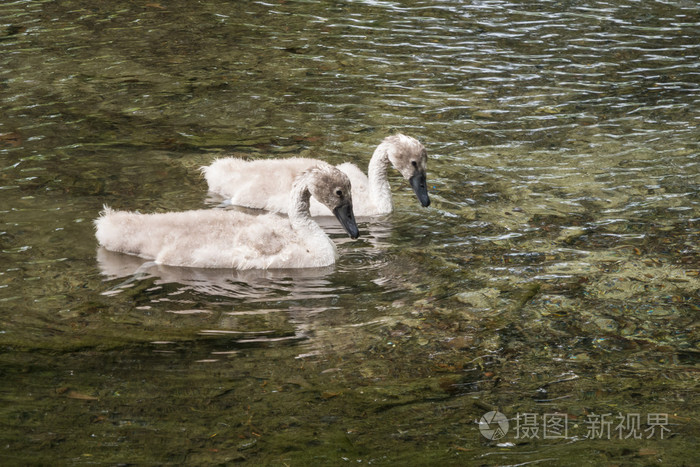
[333, 201, 360, 239]
[409, 170, 430, 207]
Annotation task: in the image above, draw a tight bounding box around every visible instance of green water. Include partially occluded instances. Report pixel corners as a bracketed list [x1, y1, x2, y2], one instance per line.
[1, 0, 698, 464]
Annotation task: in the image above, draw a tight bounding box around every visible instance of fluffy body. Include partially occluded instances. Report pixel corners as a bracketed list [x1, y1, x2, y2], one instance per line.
[202, 134, 428, 216]
[95, 164, 357, 269]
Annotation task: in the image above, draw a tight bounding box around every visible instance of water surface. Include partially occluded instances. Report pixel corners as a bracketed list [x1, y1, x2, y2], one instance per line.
[1, 0, 698, 464]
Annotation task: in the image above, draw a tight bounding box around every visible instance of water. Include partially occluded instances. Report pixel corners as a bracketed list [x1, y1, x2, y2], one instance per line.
[1, 0, 698, 464]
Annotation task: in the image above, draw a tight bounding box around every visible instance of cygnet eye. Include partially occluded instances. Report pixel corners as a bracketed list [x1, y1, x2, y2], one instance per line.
[411, 160, 418, 168]
[336, 189, 343, 197]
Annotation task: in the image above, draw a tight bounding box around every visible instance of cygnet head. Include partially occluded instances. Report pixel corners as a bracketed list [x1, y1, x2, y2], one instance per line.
[303, 164, 360, 239]
[383, 134, 431, 207]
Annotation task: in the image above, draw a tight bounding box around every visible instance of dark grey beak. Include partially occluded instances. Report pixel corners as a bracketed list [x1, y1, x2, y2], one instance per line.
[409, 170, 430, 207]
[333, 201, 360, 239]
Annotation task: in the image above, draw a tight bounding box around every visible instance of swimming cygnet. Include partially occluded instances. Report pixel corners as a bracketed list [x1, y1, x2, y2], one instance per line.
[94, 163, 360, 269]
[202, 133, 430, 216]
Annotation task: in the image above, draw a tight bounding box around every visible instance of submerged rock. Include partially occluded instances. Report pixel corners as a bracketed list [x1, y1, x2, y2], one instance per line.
[454, 288, 501, 309]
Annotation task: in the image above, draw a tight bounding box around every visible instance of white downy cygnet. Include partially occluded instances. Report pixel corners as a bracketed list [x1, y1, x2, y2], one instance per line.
[202, 134, 430, 216]
[95, 163, 359, 269]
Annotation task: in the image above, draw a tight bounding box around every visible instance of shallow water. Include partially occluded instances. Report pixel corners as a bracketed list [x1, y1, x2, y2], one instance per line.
[1, 0, 698, 464]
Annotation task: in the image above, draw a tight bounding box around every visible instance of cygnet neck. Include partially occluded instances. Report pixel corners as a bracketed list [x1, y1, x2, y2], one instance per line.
[288, 175, 325, 236]
[367, 143, 393, 213]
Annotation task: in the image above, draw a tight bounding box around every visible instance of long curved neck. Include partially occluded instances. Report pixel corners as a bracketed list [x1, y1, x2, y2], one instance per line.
[288, 178, 334, 248]
[367, 144, 393, 213]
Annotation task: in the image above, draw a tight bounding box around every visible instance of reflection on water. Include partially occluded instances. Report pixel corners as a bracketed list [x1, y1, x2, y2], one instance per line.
[97, 247, 338, 303]
[1, 0, 698, 464]
[97, 248, 339, 349]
